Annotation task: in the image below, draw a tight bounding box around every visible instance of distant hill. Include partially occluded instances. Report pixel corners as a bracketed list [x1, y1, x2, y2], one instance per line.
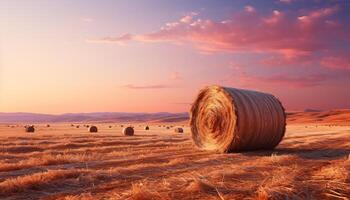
[1, 109, 349, 125]
[287, 109, 350, 125]
[0, 112, 189, 123]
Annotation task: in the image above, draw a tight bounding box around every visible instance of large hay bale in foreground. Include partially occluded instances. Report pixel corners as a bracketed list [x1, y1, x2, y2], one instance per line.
[123, 126, 134, 136]
[174, 127, 184, 133]
[25, 125, 35, 133]
[190, 86, 286, 153]
[89, 126, 98, 133]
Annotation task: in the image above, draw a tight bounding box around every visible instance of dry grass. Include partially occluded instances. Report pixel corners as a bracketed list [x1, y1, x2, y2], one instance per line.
[0, 152, 100, 172]
[0, 169, 85, 194]
[0, 123, 349, 199]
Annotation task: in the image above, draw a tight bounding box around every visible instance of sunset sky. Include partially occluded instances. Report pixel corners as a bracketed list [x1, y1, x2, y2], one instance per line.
[1, 0, 350, 114]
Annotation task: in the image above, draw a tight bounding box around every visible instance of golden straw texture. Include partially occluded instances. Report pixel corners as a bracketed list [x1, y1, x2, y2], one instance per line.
[89, 126, 98, 133]
[25, 125, 35, 133]
[123, 127, 134, 136]
[190, 85, 286, 153]
[174, 127, 184, 133]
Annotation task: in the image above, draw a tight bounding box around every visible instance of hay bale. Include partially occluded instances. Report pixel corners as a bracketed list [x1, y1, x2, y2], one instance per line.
[190, 86, 286, 153]
[25, 125, 35, 133]
[109, 125, 112, 128]
[89, 126, 98, 133]
[166, 126, 170, 129]
[76, 125, 80, 128]
[123, 126, 134, 136]
[175, 127, 184, 133]
[120, 125, 124, 127]
[144, 126, 149, 130]
[46, 124, 50, 127]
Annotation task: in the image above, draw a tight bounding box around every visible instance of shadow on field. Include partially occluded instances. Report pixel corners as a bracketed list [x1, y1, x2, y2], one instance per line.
[242, 135, 350, 160]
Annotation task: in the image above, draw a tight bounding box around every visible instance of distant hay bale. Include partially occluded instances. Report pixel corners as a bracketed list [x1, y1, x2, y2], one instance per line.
[76, 125, 80, 128]
[25, 125, 35, 133]
[86, 125, 90, 128]
[71, 124, 74, 127]
[109, 125, 112, 128]
[166, 126, 170, 129]
[123, 126, 134, 136]
[174, 127, 184, 133]
[145, 126, 149, 130]
[89, 126, 98, 133]
[120, 125, 124, 127]
[46, 124, 50, 127]
[190, 86, 286, 153]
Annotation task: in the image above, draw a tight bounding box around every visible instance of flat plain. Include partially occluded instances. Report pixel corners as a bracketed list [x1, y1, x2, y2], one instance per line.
[0, 122, 349, 200]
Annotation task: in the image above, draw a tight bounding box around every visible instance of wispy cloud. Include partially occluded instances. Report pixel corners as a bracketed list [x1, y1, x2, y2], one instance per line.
[172, 102, 191, 105]
[94, 4, 348, 67]
[244, 5, 256, 13]
[227, 67, 329, 88]
[279, 0, 293, 4]
[122, 84, 174, 89]
[321, 55, 350, 70]
[241, 73, 328, 88]
[81, 17, 94, 23]
[87, 33, 133, 45]
[170, 71, 183, 80]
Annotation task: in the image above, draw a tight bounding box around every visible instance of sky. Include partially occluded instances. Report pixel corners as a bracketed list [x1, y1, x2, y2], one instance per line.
[0, 0, 349, 114]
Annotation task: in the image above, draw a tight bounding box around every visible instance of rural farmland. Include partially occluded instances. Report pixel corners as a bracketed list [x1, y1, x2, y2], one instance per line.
[0, 113, 349, 199]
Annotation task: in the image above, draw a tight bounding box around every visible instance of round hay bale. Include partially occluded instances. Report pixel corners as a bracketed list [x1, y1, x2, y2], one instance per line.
[145, 126, 149, 130]
[89, 126, 98, 133]
[46, 124, 50, 127]
[71, 124, 74, 127]
[86, 125, 90, 128]
[175, 127, 184, 133]
[25, 125, 35, 133]
[76, 125, 80, 128]
[166, 126, 170, 129]
[190, 85, 286, 153]
[123, 126, 134, 136]
[120, 125, 124, 127]
[109, 125, 112, 128]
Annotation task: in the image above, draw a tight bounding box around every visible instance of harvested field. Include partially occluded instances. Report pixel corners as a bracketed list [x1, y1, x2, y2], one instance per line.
[0, 123, 349, 199]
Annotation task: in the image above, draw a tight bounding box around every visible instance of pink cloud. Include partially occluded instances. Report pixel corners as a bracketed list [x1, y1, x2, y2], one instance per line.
[94, 5, 349, 69]
[87, 33, 133, 44]
[244, 5, 256, 13]
[279, 0, 293, 4]
[170, 72, 183, 80]
[122, 84, 173, 89]
[118, 5, 345, 62]
[298, 5, 339, 23]
[237, 72, 328, 88]
[81, 17, 94, 23]
[321, 56, 350, 70]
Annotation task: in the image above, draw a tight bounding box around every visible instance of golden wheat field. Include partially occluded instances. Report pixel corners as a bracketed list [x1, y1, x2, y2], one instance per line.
[0, 123, 349, 200]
